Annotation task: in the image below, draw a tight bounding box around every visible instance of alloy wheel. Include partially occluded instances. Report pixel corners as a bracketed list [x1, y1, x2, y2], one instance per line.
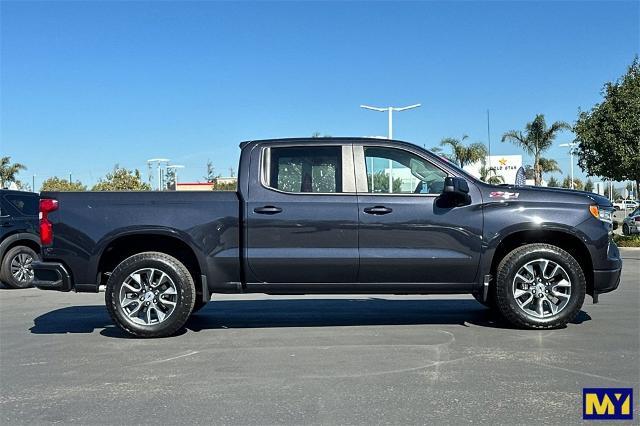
[119, 268, 178, 326]
[10, 253, 34, 284]
[512, 258, 572, 318]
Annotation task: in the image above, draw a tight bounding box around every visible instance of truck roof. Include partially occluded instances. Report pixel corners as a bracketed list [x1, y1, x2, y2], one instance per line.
[239, 137, 409, 149]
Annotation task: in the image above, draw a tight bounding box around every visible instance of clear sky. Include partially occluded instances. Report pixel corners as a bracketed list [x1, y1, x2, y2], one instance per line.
[1, 0, 638, 188]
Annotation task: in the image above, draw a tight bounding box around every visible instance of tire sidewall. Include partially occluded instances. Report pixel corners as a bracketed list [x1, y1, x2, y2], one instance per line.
[1, 245, 38, 289]
[497, 246, 585, 327]
[106, 253, 195, 337]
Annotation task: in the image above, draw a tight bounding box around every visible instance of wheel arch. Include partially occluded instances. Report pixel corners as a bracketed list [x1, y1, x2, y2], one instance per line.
[0, 233, 40, 262]
[487, 228, 594, 298]
[95, 229, 206, 296]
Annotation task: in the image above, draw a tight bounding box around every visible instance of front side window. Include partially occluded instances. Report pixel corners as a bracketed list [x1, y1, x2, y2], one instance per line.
[364, 147, 447, 194]
[268, 146, 342, 193]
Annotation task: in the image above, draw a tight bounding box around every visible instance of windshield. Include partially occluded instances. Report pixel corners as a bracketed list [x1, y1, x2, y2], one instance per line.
[419, 148, 480, 182]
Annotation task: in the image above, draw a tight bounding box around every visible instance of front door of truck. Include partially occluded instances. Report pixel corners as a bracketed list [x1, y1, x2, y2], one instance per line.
[354, 144, 483, 285]
[245, 143, 359, 283]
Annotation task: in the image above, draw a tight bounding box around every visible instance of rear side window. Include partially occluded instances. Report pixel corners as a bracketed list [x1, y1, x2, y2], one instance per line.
[4, 194, 38, 216]
[266, 146, 342, 193]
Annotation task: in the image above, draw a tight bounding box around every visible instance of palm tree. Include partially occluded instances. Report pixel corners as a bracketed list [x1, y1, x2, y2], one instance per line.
[538, 157, 562, 175]
[440, 135, 488, 168]
[480, 164, 505, 185]
[501, 115, 570, 185]
[0, 156, 27, 188]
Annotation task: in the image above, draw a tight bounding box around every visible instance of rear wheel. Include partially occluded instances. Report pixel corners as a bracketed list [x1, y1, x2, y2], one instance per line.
[1, 245, 38, 289]
[495, 243, 585, 329]
[105, 252, 196, 338]
[623, 223, 630, 236]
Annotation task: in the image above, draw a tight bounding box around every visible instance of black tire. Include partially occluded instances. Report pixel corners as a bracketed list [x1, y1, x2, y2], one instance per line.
[1, 245, 38, 289]
[495, 243, 585, 329]
[622, 224, 630, 236]
[105, 252, 196, 338]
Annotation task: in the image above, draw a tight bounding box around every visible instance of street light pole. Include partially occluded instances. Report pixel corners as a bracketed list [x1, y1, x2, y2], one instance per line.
[147, 158, 170, 190]
[166, 165, 185, 190]
[559, 143, 578, 189]
[360, 104, 421, 192]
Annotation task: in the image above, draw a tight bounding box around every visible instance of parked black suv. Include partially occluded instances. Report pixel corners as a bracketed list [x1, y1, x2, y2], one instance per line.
[0, 190, 40, 288]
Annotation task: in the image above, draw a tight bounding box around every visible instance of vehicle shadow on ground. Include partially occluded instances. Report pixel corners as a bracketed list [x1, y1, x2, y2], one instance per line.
[29, 298, 592, 338]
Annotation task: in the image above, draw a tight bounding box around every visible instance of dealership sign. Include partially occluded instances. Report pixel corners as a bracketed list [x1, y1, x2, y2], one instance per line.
[464, 155, 523, 185]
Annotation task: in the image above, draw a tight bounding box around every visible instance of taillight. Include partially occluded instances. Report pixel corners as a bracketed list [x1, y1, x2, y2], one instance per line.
[635, 217, 640, 222]
[39, 198, 59, 245]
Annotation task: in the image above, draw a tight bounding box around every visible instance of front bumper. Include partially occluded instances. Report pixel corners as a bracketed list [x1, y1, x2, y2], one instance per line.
[32, 261, 73, 292]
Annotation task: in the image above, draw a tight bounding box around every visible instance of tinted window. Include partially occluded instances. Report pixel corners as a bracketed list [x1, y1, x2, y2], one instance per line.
[4, 194, 38, 216]
[364, 147, 447, 194]
[268, 146, 342, 193]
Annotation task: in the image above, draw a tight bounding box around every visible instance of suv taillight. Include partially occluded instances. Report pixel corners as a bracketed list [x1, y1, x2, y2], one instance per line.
[635, 217, 640, 222]
[39, 198, 59, 245]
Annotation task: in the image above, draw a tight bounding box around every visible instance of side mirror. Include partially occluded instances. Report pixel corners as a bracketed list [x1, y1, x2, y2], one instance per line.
[443, 176, 469, 194]
[438, 177, 471, 207]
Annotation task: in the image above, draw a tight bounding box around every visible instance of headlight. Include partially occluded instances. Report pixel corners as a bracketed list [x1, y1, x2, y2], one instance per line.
[589, 205, 613, 223]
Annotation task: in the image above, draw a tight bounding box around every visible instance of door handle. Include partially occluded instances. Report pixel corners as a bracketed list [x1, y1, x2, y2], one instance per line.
[363, 206, 393, 215]
[253, 205, 283, 215]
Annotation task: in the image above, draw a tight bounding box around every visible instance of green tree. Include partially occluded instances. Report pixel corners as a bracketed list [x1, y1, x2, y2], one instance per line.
[204, 160, 219, 183]
[92, 166, 151, 191]
[524, 165, 535, 180]
[368, 171, 402, 193]
[538, 157, 562, 175]
[604, 185, 622, 200]
[0, 156, 27, 188]
[625, 182, 634, 198]
[213, 181, 238, 191]
[41, 177, 87, 192]
[575, 58, 640, 196]
[311, 132, 331, 138]
[547, 176, 560, 187]
[164, 168, 176, 190]
[584, 178, 594, 193]
[561, 176, 583, 190]
[439, 135, 488, 168]
[479, 161, 504, 185]
[502, 115, 571, 185]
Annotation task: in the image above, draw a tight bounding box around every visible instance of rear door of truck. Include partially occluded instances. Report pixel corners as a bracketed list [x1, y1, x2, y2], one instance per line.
[244, 142, 359, 283]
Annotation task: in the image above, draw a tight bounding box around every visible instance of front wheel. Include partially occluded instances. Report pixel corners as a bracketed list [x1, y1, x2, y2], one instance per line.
[105, 252, 196, 338]
[622, 224, 630, 236]
[495, 243, 585, 329]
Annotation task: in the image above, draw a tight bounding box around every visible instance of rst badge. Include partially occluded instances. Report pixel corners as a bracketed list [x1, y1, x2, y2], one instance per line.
[583, 388, 633, 420]
[489, 191, 519, 200]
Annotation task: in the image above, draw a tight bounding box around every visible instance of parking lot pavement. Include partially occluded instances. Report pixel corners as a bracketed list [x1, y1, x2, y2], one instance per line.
[0, 250, 638, 425]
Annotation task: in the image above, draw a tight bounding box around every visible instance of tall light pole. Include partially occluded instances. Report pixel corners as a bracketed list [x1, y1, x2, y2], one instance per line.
[147, 158, 170, 190]
[166, 165, 185, 190]
[360, 103, 421, 192]
[559, 142, 578, 189]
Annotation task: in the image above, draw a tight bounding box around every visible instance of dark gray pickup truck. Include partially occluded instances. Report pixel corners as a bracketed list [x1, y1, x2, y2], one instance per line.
[33, 138, 622, 337]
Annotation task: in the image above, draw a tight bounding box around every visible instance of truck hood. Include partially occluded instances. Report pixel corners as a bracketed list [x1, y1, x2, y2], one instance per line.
[481, 184, 613, 207]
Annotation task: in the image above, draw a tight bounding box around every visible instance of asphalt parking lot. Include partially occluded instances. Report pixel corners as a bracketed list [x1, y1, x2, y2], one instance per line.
[1, 249, 638, 425]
